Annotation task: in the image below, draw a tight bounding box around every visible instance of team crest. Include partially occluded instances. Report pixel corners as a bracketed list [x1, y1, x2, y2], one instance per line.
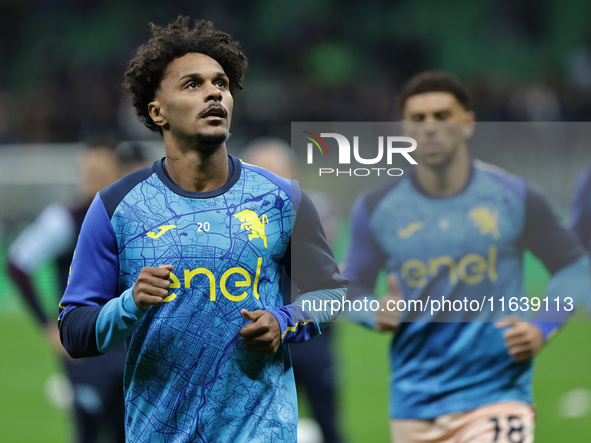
[469, 207, 500, 239]
[234, 210, 269, 248]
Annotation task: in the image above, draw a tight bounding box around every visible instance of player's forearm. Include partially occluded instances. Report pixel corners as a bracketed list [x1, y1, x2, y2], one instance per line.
[95, 287, 148, 353]
[59, 287, 147, 357]
[531, 255, 591, 340]
[59, 305, 104, 358]
[271, 287, 347, 343]
[339, 280, 382, 328]
[342, 294, 379, 329]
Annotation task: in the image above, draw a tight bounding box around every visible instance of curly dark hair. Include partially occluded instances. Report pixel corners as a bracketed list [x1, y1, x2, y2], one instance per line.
[122, 16, 248, 134]
[397, 71, 472, 112]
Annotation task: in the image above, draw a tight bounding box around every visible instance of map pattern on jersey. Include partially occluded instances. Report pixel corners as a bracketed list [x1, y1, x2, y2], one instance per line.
[112, 164, 296, 441]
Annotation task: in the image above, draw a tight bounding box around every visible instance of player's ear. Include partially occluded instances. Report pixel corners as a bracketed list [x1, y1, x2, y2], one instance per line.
[148, 100, 167, 128]
[461, 110, 476, 139]
[464, 110, 475, 123]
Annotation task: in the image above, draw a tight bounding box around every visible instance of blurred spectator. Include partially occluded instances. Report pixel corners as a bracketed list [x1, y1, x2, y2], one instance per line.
[3, 0, 591, 144]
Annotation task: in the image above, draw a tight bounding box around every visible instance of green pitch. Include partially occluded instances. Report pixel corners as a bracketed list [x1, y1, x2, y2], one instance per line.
[0, 250, 589, 442]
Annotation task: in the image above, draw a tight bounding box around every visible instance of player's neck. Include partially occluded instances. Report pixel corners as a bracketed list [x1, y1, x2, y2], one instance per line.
[164, 142, 229, 193]
[416, 147, 470, 197]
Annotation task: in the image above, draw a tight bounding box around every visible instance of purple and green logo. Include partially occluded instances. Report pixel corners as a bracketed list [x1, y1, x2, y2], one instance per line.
[303, 131, 329, 156]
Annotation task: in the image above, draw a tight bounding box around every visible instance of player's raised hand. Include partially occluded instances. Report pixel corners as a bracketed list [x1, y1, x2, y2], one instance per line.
[495, 316, 545, 362]
[133, 264, 173, 311]
[240, 309, 281, 355]
[375, 273, 404, 332]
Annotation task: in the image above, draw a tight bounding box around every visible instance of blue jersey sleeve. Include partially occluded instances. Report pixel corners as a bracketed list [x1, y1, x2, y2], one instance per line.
[337, 193, 389, 327]
[273, 188, 347, 343]
[522, 185, 590, 339]
[531, 255, 591, 340]
[522, 184, 585, 273]
[58, 194, 147, 357]
[570, 165, 591, 250]
[342, 194, 388, 299]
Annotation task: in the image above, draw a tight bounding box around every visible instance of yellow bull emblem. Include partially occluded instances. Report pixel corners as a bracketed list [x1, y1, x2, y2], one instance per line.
[469, 206, 500, 239]
[234, 210, 269, 248]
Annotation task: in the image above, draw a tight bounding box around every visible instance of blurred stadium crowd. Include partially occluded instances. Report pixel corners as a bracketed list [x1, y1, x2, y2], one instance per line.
[2, 0, 591, 147]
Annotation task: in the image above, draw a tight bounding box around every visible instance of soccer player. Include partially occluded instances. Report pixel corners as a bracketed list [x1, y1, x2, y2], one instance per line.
[343, 71, 591, 442]
[58, 16, 347, 442]
[241, 137, 343, 443]
[570, 164, 591, 314]
[7, 139, 147, 443]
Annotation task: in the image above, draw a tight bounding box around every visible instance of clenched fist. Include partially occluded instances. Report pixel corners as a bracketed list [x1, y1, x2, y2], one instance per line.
[239, 309, 281, 355]
[133, 264, 173, 311]
[495, 316, 545, 362]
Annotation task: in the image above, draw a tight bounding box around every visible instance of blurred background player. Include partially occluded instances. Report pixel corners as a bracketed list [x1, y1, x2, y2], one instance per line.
[343, 71, 591, 442]
[6, 139, 149, 443]
[241, 137, 344, 443]
[570, 163, 591, 313]
[571, 163, 591, 251]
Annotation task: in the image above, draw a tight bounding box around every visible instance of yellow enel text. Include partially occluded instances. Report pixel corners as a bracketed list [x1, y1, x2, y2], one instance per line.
[164, 257, 263, 302]
[401, 245, 498, 288]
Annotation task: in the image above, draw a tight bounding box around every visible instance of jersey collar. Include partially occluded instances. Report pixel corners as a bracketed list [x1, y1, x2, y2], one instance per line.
[155, 155, 242, 198]
[409, 159, 476, 198]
